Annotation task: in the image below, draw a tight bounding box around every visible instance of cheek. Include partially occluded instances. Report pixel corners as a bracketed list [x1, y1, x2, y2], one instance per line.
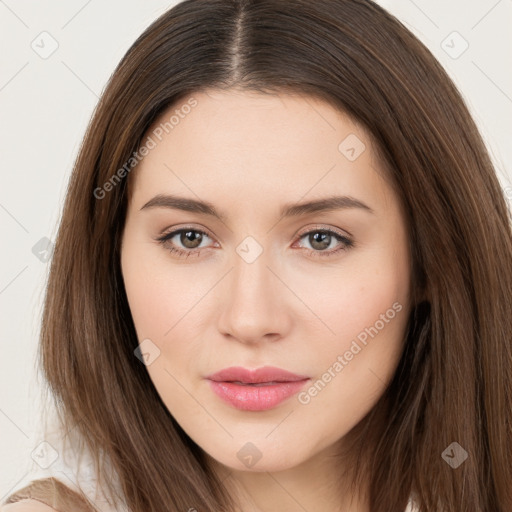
[301, 241, 409, 397]
[121, 241, 205, 411]
[304, 244, 408, 349]
[121, 238, 203, 341]
[331, 272, 406, 351]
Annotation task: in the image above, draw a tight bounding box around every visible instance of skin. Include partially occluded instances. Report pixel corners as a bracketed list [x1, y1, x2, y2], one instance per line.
[120, 89, 412, 512]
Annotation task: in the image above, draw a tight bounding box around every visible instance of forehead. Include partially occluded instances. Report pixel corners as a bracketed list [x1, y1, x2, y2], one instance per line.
[129, 89, 394, 215]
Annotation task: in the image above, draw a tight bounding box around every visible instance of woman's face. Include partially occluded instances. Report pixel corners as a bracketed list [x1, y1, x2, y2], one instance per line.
[121, 89, 411, 474]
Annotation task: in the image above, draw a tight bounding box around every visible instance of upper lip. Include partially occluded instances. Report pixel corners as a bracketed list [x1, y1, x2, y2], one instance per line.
[206, 366, 309, 384]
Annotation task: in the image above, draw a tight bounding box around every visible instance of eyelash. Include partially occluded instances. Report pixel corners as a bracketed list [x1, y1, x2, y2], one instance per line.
[156, 225, 354, 259]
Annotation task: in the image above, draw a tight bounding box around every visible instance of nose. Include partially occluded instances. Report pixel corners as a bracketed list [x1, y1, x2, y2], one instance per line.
[216, 246, 292, 345]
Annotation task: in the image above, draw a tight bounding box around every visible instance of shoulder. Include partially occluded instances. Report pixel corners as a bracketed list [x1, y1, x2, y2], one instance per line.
[1, 477, 96, 512]
[0, 499, 59, 511]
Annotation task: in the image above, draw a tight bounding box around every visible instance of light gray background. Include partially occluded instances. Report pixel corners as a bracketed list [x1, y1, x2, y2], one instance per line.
[1, 0, 511, 497]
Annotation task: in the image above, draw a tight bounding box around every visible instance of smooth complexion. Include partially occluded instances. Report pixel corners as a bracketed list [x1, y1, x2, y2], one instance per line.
[120, 89, 412, 512]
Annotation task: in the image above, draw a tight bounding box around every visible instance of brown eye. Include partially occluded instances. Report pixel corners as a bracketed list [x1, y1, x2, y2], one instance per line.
[156, 227, 214, 258]
[295, 228, 354, 258]
[180, 230, 203, 249]
[308, 231, 332, 251]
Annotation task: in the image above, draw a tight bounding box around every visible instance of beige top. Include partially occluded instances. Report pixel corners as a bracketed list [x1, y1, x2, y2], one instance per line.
[2, 426, 127, 512]
[3, 477, 95, 512]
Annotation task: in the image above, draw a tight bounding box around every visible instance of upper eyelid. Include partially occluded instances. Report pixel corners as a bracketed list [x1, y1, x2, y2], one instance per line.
[296, 224, 351, 239]
[158, 225, 216, 242]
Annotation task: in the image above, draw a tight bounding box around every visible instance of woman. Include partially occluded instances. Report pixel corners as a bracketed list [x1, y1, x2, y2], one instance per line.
[2, 0, 511, 511]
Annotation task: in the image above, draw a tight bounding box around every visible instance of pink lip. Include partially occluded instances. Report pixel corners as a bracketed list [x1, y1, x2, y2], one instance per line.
[205, 366, 310, 411]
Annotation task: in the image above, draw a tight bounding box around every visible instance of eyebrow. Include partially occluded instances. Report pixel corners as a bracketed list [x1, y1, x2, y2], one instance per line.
[140, 193, 374, 221]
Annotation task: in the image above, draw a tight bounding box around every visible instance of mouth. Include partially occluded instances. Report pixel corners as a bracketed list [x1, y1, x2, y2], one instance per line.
[206, 376, 310, 411]
[205, 366, 310, 411]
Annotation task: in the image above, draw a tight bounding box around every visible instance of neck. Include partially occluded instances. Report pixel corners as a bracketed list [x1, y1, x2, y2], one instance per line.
[210, 442, 370, 512]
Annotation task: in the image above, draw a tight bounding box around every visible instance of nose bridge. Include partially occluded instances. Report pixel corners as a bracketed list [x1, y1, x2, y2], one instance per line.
[230, 237, 276, 309]
[216, 236, 289, 342]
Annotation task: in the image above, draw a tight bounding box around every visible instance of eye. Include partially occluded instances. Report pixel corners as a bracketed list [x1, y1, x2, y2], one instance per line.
[156, 227, 216, 258]
[156, 225, 354, 259]
[293, 227, 354, 258]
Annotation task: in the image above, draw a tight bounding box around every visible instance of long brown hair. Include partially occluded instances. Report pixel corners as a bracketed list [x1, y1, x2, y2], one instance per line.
[11, 0, 512, 510]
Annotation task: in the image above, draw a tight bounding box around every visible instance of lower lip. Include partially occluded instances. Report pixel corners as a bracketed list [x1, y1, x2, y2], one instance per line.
[207, 379, 309, 411]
